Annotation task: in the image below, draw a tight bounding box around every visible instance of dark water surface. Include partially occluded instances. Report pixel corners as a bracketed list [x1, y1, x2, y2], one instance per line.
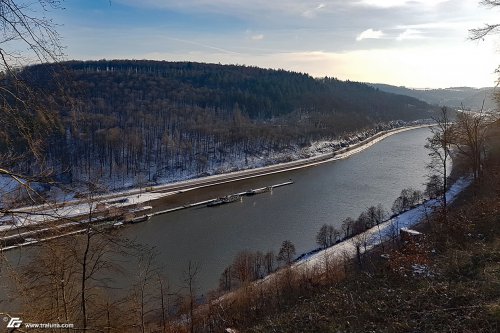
[118, 127, 432, 293]
[0, 128, 432, 303]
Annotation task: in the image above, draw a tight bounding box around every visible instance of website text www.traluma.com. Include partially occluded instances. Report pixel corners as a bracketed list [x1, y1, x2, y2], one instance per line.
[6, 317, 74, 330]
[25, 323, 75, 329]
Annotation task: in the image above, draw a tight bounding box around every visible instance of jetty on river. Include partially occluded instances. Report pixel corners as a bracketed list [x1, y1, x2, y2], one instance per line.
[0, 181, 294, 251]
[146, 181, 293, 217]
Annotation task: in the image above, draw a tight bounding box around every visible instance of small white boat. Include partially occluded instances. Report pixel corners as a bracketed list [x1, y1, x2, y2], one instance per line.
[131, 215, 151, 223]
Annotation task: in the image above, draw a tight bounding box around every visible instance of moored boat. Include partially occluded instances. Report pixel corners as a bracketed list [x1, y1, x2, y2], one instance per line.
[130, 214, 151, 223]
[245, 186, 272, 196]
[112, 221, 124, 228]
[207, 194, 241, 207]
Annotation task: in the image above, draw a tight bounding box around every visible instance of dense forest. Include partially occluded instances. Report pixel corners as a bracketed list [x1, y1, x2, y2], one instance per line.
[4, 60, 434, 189]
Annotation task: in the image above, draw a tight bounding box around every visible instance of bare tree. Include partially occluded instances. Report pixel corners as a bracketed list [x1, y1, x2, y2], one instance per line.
[470, 1, 500, 107]
[156, 272, 175, 333]
[0, 0, 63, 65]
[183, 260, 199, 333]
[341, 217, 355, 239]
[322, 248, 336, 282]
[219, 266, 232, 291]
[351, 231, 367, 269]
[391, 188, 422, 214]
[264, 250, 276, 275]
[5, 176, 148, 331]
[316, 224, 338, 248]
[231, 250, 256, 285]
[132, 250, 159, 333]
[453, 109, 490, 180]
[316, 224, 329, 249]
[425, 174, 443, 199]
[9, 227, 137, 331]
[277, 240, 296, 266]
[469, 1, 500, 41]
[0, 0, 63, 191]
[425, 107, 453, 220]
[367, 204, 386, 249]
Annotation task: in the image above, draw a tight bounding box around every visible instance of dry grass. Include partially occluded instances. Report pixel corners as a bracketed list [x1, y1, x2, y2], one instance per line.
[244, 198, 500, 333]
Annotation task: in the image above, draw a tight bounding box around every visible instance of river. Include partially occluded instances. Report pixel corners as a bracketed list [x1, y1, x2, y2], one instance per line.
[114, 126, 433, 294]
[0, 127, 432, 302]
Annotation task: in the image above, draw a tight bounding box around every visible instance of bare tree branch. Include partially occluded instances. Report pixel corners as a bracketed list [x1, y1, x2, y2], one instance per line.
[470, 23, 500, 40]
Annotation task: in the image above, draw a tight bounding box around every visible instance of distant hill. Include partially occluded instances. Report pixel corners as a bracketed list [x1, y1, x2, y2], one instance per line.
[370, 84, 496, 111]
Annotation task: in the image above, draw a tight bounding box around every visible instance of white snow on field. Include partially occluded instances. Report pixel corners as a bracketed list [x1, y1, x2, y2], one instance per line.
[294, 177, 472, 272]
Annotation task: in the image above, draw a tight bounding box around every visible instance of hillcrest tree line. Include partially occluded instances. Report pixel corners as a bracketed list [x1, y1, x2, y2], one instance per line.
[1, 60, 435, 189]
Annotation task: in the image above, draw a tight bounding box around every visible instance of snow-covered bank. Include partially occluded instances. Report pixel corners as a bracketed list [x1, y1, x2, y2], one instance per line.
[57, 121, 431, 193]
[216, 176, 471, 304]
[294, 177, 472, 272]
[0, 191, 171, 233]
[0, 124, 431, 236]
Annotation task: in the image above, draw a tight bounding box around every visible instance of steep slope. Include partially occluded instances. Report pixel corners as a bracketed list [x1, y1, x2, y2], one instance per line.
[4, 60, 435, 187]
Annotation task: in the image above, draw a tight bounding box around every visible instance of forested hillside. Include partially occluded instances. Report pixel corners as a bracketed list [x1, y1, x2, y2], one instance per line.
[5, 60, 434, 189]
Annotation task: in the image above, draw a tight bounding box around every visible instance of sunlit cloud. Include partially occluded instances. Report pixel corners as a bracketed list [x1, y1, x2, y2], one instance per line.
[61, 0, 499, 88]
[396, 29, 424, 41]
[127, 42, 496, 88]
[356, 29, 384, 41]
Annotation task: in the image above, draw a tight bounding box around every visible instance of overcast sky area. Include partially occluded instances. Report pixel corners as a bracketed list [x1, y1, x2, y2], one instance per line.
[55, 0, 500, 88]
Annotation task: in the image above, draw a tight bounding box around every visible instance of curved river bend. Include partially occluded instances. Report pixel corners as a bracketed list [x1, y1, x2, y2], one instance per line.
[118, 127, 432, 293]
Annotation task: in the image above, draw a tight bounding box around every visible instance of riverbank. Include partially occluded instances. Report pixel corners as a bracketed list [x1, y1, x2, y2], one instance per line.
[1, 125, 448, 332]
[0, 124, 432, 244]
[294, 176, 471, 271]
[215, 156, 500, 333]
[213, 176, 471, 302]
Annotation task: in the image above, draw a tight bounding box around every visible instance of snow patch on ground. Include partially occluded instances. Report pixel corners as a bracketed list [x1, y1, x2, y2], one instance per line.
[83, 122, 415, 192]
[294, 177, 472, 271]
[0, 191, 171, 232]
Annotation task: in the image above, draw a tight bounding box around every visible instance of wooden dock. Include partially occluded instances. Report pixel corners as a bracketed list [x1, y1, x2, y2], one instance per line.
[149, 181, 294, 218]
[0, 181, 294, 251]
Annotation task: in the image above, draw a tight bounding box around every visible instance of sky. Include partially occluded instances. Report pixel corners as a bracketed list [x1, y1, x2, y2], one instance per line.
[50, 0, 500, 88]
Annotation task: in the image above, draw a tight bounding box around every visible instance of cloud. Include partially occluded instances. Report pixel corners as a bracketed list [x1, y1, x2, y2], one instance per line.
[396, 28, 423, 41]
[66, 0, 499, 88]
[302, 3, 327, 18]
[122, 44, 496, 88]
[356, 28, 384, 41]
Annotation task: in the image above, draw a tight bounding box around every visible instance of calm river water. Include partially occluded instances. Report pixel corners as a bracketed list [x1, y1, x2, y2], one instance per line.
[0, 127, 432, 303]
[116, 127, 432, 293]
